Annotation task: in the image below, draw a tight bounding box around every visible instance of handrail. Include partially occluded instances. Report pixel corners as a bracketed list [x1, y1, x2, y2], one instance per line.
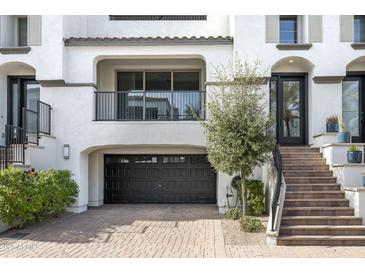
[271, 143, 283, 231]
[95, 90, 206, 121]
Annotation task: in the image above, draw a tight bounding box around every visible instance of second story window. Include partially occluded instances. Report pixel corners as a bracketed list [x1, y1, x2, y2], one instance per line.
[279, 15, 297, 43]
[17, 16, 28, 46]
[354, 15, 365, 43]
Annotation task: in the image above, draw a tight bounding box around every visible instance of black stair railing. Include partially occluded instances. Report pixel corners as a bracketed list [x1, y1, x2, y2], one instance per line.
[4, 124, 25, 166]
[0, 146, 9, 171]
[271, 143, 283, 231]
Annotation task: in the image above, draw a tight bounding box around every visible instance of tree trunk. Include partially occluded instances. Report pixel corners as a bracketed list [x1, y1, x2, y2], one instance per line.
[241, 177, 248, 215]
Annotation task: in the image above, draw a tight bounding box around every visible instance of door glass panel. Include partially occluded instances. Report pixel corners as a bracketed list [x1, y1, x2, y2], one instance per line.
[117, 72, 143, 91]
[282, 81, 301, 137]
[145, 72, 171, 91]
[11, 82, 20, 127]
[26, 83, 40, 112]
[342, 80, 360, 136]
[173, 72, 200, 90]
[270, 79, 277, 137]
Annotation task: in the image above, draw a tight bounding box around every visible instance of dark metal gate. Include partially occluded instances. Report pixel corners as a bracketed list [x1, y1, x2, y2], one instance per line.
[104, 154, 216, 203]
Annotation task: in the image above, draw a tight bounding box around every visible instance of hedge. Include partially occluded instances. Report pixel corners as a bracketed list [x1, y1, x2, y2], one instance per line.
[0, 167, 79, 228]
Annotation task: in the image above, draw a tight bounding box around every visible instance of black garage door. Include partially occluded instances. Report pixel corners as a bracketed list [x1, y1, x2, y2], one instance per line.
[104, 155, 216, 203]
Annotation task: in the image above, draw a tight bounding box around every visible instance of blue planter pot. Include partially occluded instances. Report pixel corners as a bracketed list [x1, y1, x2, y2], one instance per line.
[336, 132, 351, 143]
[326, 123, 339, 133]
[347, 151, 362, 163]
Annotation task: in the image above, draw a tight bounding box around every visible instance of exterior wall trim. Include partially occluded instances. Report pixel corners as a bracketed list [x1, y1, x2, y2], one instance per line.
[312, 76, 344, 84]
[64, 36, 233, 46]
[276, 43, 313, 50]
[38, 80, 97, 88]
[0, 47, 31, 54]
[351, 43, 365, 50]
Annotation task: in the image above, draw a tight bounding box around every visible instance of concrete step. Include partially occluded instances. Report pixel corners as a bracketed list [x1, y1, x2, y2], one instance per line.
[285, 177, 337, 184]
[286, 191, 345, 199]
[282, 158, 326, 165]
[283, 164, 329, 171]
[286, 184, 341, 192]
[283, 171, 333, 177]
[280, 153, 323, 159]
[277, 235, 365, 246]
[284, 199, 349, 207]
[281, 216, 363, 226]
[283, 207, 354, 216]
[280, 225, 365, 236]
[279, 147, 320, 153]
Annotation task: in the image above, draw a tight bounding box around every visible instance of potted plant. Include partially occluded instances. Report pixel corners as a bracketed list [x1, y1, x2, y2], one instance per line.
[347, 145, 363, 163]
[326, 115, 339, 132]
[336, 116, 351, 143]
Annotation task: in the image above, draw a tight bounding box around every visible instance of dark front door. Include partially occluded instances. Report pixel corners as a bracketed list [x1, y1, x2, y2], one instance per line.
[270, 75, 307, 145]
[104, 154, 217, 203]
[7, 77, 39, 128]
[342, 75, 365, 142]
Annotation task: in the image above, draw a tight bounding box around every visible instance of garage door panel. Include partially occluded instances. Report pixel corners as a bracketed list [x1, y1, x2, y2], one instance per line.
[104, 154, 216, 203]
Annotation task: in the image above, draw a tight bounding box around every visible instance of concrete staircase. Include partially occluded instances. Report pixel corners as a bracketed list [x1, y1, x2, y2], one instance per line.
[277, 146, 365, 246]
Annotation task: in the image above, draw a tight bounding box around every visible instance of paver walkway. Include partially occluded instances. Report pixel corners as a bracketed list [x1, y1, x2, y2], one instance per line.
[0, 204, 365, 258]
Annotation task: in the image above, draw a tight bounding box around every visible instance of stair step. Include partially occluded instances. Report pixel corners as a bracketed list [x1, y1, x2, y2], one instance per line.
[283, 164, 329, 171]
[277, 235, 365, 246]
[280, 153, 323, 159]
[283, 207, 354, 216]
[280, 225, 365, 236]
[282, 158, 326, 165]
[286, 191, 345, 199]
[284, 199, 349, 207]
[279, 147, 320, 153]
[283, 171, 333, 177]
[285, 177, 337, 184]
[286, 184, 341, 192]
[281, 216, 363, 226]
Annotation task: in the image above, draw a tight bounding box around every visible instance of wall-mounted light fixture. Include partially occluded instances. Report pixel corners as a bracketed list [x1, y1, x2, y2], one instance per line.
[63, 144, 70, 159]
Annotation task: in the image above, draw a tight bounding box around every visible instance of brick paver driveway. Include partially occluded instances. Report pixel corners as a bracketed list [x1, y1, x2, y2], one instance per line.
[1, 204, 365, 258]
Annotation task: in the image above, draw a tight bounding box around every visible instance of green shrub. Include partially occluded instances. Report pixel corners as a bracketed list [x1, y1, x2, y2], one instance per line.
[233, 179, 265, 216]
[246, 180, 265, 216]
[224, 208, 241, 220]
[240, 216, 264, 232]
[0, 167, 78, 228]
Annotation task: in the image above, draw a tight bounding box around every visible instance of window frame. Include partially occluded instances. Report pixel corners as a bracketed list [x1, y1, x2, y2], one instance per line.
[115, 70, 202, 92]
[354, 15, 365, 43]
[15, 16, 28, 47]
[279, 15, 298, 44]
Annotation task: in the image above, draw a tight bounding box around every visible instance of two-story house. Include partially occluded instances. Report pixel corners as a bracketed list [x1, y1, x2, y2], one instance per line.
[1, 15, 365, 245]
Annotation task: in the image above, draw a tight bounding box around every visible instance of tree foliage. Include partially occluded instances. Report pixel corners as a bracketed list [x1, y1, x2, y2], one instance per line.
[202, 58, 275, 214]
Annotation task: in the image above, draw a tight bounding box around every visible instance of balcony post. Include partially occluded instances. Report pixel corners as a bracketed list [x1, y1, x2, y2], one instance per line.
[170, 91, 174, 121]
[143, 92, 146, 120]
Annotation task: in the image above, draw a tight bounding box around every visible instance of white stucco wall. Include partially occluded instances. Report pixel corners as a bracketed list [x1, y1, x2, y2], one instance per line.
[1, 15, 365, 214]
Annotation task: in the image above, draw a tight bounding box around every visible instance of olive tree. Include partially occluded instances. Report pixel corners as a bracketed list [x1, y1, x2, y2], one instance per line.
[202, 58, 275, 215]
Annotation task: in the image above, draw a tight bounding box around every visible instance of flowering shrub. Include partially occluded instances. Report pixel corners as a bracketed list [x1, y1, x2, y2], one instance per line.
[0, 167, 78, 228]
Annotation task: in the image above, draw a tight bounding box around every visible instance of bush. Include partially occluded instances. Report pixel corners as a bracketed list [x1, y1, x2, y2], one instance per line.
[233, 179, 265, 216]
[0, 167, 78, 228]
[246, 180, 265, 216]
[224, 208, 241, 220]
[240, 216, 264, 232]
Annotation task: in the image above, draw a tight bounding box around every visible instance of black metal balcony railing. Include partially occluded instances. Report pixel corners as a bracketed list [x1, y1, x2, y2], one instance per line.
[38, 101, 52, 135]
[95, 90, 206, 121]
[4, 124, 25, 165]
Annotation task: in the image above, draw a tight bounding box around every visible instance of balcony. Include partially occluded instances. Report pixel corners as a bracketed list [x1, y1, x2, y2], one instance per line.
[95, 90, 205, 121]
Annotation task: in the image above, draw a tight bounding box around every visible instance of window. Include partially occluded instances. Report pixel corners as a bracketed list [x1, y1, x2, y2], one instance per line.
[162, 156, 186, 164]
[280, 16, 297, 43]
[145, 72, 171, 91]
[135, 156, 158, 164]
[173, 72, 200, 91]
[354, 15, 365, 43]
[17, 17, 28, 46]
[117, 72, 143, 91]
[109, 15, 207, 21]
